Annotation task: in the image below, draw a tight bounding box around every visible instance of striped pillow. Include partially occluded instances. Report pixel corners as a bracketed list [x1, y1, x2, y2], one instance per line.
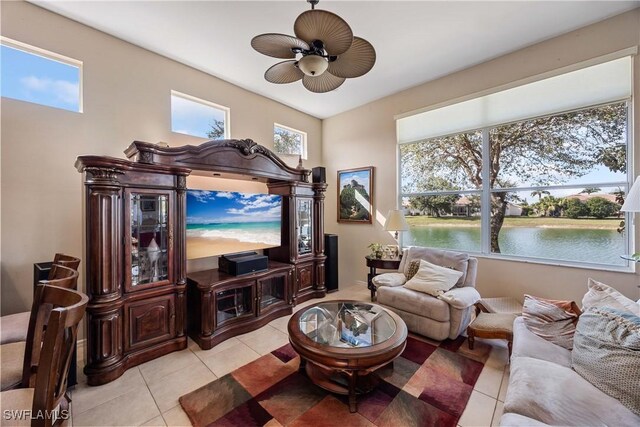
[523, 294, 581, 350]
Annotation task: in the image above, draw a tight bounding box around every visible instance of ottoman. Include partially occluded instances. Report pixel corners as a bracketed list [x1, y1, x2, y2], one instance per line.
[467, 312, 518, 357]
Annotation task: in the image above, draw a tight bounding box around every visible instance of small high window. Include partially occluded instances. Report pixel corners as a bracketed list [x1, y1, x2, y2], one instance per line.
[274, 124, 307, 159]
[171, 91, 230, 139]
[1, 37, 82, 112]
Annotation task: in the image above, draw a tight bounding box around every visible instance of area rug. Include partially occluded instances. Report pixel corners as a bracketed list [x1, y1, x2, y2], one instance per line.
[179, 335, 491, 427]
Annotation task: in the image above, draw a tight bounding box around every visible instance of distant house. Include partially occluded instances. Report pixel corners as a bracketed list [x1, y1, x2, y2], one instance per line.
[453, 196, 523, 217]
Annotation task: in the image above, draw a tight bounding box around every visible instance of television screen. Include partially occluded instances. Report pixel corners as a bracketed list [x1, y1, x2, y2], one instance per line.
[186, 190, 282, 259]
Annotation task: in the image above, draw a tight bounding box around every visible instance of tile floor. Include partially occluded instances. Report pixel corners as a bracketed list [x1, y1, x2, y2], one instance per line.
[70, 283, 510, 426]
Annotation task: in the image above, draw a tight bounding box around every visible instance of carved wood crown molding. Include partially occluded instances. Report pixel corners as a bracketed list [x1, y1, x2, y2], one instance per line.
[83, 167, 124, 183]
[124, 139, 310, 183]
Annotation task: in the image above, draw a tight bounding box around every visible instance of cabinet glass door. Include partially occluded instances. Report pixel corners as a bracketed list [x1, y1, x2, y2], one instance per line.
[259, 274, 286, 311]
[130, 193, 169, 287]
[216, 285, 253, 325]
[297, 198, 313, 256]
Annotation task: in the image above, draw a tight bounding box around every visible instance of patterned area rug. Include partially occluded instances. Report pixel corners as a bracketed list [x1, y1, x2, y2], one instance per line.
[179, 335, 491, 427]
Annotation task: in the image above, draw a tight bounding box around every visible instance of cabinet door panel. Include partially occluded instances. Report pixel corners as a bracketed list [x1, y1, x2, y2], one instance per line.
[258, 271, 289, 315]
[296, 263, 314, 293]
[125, 294, 176, 351]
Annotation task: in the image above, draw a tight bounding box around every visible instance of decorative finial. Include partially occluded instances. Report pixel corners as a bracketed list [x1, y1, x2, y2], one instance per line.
[297, 154, 304, 169]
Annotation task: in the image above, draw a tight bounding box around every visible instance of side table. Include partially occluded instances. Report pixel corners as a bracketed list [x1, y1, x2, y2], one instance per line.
[365, 256, 401, 301]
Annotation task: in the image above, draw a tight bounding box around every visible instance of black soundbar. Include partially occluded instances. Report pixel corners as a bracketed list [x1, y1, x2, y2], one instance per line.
[219, 251, 269, 276]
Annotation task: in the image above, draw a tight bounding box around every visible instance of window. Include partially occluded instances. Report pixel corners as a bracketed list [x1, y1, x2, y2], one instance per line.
[274, 124, 307, 158]
[171, 91, 229, 139]
[397, 57, 633, 268]
[1, 37, 82, 112]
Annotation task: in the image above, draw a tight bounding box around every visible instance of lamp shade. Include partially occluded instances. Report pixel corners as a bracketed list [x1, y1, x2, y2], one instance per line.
[621, 176, 640, 212]
[384, 209, 409, 232]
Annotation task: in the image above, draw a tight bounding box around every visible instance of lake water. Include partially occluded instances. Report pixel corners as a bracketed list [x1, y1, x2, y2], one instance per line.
[404, 226, 627, 266]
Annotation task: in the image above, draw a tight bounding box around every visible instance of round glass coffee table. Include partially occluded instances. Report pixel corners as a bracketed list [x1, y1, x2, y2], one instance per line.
[288, 300, 408, 412]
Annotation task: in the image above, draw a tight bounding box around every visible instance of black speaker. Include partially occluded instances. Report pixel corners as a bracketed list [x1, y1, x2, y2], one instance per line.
[324, 234, 338, 292]
[312, 166, 326, 183]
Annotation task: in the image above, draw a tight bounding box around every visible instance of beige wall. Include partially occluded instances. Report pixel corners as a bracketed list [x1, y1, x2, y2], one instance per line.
[0, 1, 322, 315]
[323, 9, 640, 303]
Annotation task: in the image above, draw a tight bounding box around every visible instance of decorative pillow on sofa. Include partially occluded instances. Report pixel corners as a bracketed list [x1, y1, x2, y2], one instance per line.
[406, 259, 421, 281]
[582, 278, 640, 314]
[403, 259, 463, 297]
[572, 306, 640, 416]
[402, 246, 469, 287]
[522, 294, 581, 350]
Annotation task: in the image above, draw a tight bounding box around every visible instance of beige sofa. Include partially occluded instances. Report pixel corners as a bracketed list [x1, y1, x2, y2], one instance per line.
[500, 316, 640, 426]
[374, 246, 480, 341]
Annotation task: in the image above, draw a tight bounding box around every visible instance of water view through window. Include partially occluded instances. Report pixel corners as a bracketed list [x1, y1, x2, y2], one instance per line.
[400, 102, 629, 267]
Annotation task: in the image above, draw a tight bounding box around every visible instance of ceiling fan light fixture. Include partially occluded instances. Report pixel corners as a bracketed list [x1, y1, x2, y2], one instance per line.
[297, 54, 328, 76]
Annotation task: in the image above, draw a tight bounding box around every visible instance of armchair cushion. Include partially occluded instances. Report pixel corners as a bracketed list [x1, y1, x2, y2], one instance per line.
[439, 286, 481, 309]
[377, 286, 450, 321]
[402, 246, 470, 287]
[404, 259, 463, 297]
[371, 272, 407, 288]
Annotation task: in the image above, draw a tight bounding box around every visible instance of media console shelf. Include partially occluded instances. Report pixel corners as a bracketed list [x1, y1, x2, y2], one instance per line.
[187, 261, 293, 349]
[76, 139, 326, 384]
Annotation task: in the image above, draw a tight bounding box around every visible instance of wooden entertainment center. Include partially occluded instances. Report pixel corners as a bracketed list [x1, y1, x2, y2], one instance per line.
[76, 139, 327, 385]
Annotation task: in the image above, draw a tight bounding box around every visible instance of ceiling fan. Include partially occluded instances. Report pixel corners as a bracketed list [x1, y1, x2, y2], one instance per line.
[251, 0, 376, 93]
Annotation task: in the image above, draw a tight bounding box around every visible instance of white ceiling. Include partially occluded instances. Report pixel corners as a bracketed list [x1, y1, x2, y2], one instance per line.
[32, 1, 639, 119]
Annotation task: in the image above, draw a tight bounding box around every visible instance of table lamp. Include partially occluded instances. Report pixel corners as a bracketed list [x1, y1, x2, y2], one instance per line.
[384, 209, 408, 240]
[621, 176, 640, 212]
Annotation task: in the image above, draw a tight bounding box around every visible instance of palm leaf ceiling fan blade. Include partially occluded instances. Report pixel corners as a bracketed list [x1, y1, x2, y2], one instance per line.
[302, 72, 345, 93]
[294, 9, 353, 55]
[327, 37, 376, 78]
[265, 60, 304, 84]
[251, 33, 310, 59]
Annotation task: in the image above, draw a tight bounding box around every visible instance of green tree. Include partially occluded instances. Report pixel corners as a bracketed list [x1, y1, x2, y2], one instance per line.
[530, 190, 550, 200]
[340, 180, 371, 221]
[407, 177, 460, 217]
[563, 198, 588, 219]
[581, 187, 601, 195]
[207, 119, 225, 140]
[585, 197, 618, 219]
[400, 102, 626, 252]
[274, 127, 302, 155]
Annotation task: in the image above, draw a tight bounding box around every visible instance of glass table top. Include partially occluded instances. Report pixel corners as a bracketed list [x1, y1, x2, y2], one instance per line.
[298, 301, 396, 348]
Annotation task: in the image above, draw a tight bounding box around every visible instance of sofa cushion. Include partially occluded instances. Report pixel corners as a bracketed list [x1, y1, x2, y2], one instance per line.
[371, 272, 406, 288]
[500, 413, 549, 426]
[511, 317, 571, 367]
[572, 307, 640, 416]
[377, 286, 449, 321]
[404, 259, 463, 297]
[504, 356, 640, 426]
[403, 247, 469, 287]
[522, 295, 580, 350]
[582, 278, 639, 314]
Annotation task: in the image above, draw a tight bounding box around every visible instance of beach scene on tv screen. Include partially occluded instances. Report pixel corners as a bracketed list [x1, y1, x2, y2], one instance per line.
[186, 190, 282, 259]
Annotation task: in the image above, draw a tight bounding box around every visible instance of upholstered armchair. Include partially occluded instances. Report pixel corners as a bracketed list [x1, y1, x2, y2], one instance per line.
[375, 247, 480, 341]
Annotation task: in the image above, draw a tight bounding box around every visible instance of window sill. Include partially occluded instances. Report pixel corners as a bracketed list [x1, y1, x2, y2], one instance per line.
[466, 251, 636, 274]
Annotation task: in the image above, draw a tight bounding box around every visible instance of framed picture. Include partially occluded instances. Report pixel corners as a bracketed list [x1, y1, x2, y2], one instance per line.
[337, 166, 374, 224]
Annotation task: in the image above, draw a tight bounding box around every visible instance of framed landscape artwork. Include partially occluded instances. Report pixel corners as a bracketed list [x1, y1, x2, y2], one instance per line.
[337, 167, 374, 224]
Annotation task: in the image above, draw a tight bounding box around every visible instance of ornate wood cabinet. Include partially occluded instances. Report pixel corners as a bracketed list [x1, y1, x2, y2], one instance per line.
[75, 157, 190, 386]
[77, 139, 327, 380]
[187, 261, 293, 349]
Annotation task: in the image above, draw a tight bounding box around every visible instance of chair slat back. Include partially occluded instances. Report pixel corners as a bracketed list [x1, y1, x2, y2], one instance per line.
[47, 254, 80, 280]
[27, 285, 88, 427]
[40, 266, 78, 290]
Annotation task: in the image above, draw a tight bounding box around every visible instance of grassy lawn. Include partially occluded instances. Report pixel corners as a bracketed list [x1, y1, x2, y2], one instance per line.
[406, 215, 622, 229]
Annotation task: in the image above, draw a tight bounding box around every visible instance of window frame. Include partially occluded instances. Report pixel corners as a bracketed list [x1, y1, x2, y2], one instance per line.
[398, 99, 634, 272]
[273, 123, 307, 159]
[170, 90, 230, 139]
[1, 36, 83, 113]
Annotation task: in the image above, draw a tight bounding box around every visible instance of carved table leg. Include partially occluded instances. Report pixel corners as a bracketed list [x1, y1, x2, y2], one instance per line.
[348, 372, 358, 413]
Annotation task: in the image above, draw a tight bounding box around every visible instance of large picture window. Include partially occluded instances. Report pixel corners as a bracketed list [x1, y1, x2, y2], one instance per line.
[399, 99, 630, 268]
